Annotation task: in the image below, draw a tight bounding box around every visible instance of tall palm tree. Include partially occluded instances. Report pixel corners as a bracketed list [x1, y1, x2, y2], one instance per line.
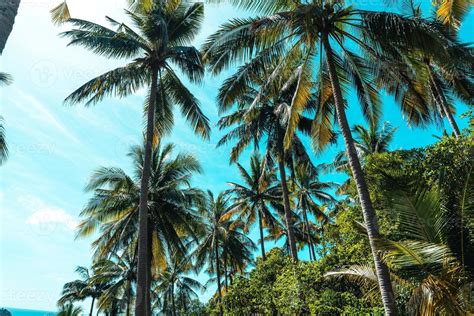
[203, 2, 455, 312]
[61, 4, 210, 312]
[194, 191, 255, 314]
[58, 266, 108, 316]
[291, 163, 336, 260]
[225, 152, 280, 260]
[77, 141, 205, 315]
[215, 56, 317, 261]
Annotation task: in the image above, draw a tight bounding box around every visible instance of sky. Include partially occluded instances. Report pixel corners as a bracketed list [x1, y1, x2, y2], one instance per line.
[0, 0, 472, 312]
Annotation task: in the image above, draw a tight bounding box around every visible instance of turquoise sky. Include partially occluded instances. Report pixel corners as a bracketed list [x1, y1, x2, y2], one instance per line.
[0, 0, 472, 312]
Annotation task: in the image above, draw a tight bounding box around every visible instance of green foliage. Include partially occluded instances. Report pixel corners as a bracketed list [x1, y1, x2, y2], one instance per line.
[222, 249, 382, 315]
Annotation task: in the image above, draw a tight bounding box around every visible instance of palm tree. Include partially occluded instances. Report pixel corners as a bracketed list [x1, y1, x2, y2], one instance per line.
[203, 2, 456, 312]
[327, 168, 474, 314]
[57, 303, 83, 316]
[92, 249, 137, 316]
[155, 255, 205, 316]
[61, 3, 210, 314]
[291, 163, 336, 260]
[58, 266, 108, 316]
[225, 152, 280, 260]
[77, 142, 205, 315]
[215, 55, 317, 261]
[369, 5, 473, 138]
[194, 191, 255, 314]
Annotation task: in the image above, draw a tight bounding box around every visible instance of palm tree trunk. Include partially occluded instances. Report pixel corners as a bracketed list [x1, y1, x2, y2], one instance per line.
[171, 283, 177, 316]
[214, 239, 223, 315]
[146, 222, 153, 316]
[277, 154, 298, 261]
[302, 208, 314, 261]
[427, 65, 461, 137]
[322, 34, 397, 315]
[320, 226, 326, 257]
[89, 297, 95, 316]
[135, 66, 158, 316]
[126, 282, 132, 316]
[257, 204, 266, 260]
[224, 254, 229, 290]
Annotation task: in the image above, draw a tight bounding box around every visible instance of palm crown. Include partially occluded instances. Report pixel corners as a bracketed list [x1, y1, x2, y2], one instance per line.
[78, 143, 203, 269]
[61, 2, 210, 138]
[225, 152, 280, 259]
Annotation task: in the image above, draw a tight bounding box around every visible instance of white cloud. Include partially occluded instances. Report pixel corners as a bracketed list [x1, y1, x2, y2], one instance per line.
[23, 196, 78, 231]
[27, 209, 78, 230]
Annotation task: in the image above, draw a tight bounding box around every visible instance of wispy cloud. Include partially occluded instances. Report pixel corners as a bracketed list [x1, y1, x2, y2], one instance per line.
[8, 86, 81, 144]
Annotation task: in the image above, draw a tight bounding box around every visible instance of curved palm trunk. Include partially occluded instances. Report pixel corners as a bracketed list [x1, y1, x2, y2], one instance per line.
[257, 204, 266, 260]
[277, 155, 298, 261]
[89, 297, 95, 316]
[0, 0, 20, 54]
[214, 239, 223, 315]
[322, 34, 397, 315]
[427, 65, 461, 138]
[135, 66, 158, 316]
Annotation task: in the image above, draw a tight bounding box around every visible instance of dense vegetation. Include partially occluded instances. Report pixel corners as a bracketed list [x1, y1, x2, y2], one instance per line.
[0, 0, 473, 315]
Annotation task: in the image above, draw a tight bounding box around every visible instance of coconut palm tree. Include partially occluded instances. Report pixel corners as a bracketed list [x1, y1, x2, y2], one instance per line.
[154, 255, 205, 316]
[225, 152, 280, 260]
[203, 2, 456, 312]
[215, 54, 318, 261]
[368, 4, 474, 138]
[194, 191, 255, 315]
[61, 3, 210, 314]
[92, 249, 137, 316]
[58, 266, 109, 316]
[291, 163, 336, 260]
[77, 141, 205, 315]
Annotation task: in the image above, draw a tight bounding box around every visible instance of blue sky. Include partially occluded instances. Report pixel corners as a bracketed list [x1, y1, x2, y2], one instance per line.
[0, 0, 472, 312]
